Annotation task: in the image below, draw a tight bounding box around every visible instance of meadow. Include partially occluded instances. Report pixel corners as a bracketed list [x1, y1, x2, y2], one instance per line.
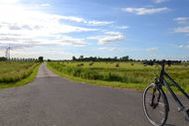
[0, 62, 40, 88]
[47, 61, 189, 92]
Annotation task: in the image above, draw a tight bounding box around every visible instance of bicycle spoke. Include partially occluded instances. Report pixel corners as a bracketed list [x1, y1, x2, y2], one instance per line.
[143, 84, 168, 126]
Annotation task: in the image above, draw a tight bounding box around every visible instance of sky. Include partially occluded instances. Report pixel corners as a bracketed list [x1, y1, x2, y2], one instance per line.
[0, 0, 189, 60]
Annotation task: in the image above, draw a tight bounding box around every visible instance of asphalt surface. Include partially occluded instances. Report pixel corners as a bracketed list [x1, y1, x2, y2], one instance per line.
[0, 63, 188, 126]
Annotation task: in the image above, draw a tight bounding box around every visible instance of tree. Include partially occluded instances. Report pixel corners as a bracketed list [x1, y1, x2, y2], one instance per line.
[72, 56, 76, 61]
[38, 56, 44, 62]
[120, 56, 129, 61]
[79, 55, 84, 60]
[0, 57, 7, 61]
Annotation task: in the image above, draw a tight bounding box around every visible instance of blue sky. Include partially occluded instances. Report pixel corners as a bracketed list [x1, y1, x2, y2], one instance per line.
[0, 0, 189, 60]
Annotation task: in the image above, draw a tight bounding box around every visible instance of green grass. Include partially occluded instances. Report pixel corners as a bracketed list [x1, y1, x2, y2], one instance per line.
[0, 62, 40, 89]
[47, 61, 189, 92]
[47, 63, 147, 91]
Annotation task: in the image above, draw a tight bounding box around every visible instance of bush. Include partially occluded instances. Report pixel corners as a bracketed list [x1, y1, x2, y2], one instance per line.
[77, 63, 84, 67]
[115, 63, 119, 67]
[89, 62, 94, 66]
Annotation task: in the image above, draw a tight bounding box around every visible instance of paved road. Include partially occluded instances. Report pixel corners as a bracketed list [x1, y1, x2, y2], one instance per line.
[0, 64, 188, 126]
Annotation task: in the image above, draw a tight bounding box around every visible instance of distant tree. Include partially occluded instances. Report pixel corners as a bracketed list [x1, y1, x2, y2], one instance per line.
[47, 59, 51, 62]
[72, 56, 76, 61]
[120, 56, 129, 61]
[79, 55, 84, 60]
[0, 57, 7, 61]
[114, 57, 118, 61]
[167, 60, 172, 67]
[38, 56, 44, 62]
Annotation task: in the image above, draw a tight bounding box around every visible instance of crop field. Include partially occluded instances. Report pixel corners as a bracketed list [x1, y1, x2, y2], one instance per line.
[0, 62, 40, 88]
[48, 61, 189, 91]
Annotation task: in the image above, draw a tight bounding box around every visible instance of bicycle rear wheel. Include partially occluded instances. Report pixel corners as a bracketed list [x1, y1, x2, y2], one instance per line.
[143, 83, 169, 126]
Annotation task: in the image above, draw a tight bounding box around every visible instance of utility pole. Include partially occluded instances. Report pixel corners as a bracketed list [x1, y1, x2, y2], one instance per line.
[5, 45, 11, 60]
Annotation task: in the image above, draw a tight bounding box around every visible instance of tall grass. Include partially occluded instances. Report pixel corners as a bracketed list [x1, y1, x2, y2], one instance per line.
[48, 61, 189, 90]
[0, 62, 39, 83]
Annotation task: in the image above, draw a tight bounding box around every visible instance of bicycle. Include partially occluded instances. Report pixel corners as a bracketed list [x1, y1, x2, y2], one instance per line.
[143, 61, 189, 126]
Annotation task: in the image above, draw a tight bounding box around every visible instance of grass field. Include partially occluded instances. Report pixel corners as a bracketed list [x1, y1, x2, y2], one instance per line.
[0, 62, 40, 89]
[47, 61, 189, 92]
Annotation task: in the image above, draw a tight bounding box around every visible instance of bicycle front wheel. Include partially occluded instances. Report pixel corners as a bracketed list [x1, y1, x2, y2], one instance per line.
[143, 83, 169, 126]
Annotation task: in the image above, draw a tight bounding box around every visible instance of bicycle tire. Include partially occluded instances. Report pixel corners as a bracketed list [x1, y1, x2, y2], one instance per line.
[143, 83, 169, 126]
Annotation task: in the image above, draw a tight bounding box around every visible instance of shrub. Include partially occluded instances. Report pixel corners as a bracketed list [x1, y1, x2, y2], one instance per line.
[89, 62, 94, 66]
[115, 63, 119, 67]
[77, 63, 84, 67]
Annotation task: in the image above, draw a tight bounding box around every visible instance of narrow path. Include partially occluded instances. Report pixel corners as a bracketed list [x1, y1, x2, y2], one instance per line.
[0, 64, 188, 126]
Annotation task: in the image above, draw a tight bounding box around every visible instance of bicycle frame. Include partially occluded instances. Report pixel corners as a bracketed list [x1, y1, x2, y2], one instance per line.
[159, 64, 189, 112]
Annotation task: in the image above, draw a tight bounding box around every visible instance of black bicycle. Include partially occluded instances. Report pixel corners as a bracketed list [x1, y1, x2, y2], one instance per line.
[143, 61, 189, 126]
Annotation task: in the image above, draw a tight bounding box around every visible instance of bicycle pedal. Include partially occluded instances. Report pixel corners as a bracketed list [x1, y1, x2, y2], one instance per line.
[178, 107, 184, 112]
[184, 109, 189, 121]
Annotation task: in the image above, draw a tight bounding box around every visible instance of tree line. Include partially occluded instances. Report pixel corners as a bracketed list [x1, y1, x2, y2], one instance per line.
[0, 56, 44, 62]
[72, 55, 130, 62]
[70, 55, 187, 64]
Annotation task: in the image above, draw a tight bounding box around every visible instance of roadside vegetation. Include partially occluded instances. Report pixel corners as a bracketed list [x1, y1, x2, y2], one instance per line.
[47, 61, 189, 92]
[0, 60, 41, 89]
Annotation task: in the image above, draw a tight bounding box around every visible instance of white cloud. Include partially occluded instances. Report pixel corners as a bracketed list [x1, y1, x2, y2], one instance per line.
[122, 7, 169, 15]
[146, 47, 158, 52]
[87, 21, 114, 26]
[174, 26, 189, 33]
[9, 49, 74, 59]
[40, 3, 51, 7]
[0, 0, 20, 4]
[0, 1, 117, 50]
[57, 15, 87, 23]
[174, 17, 189, 24]
[178, 43, 189, 49]
[98, 47, 117, 51]
[0, 0, 122, 59]
[55, 36, 87, 47]
[152, 0, 170, 4]
[57, 16, 114, 26]
[116, 26, 129, 30]
[0, 3, 99, 49]
[88, 31, 125, 45]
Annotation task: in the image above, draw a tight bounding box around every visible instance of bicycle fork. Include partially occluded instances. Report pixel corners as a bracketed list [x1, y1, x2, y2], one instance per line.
[150, 87, 161, 109]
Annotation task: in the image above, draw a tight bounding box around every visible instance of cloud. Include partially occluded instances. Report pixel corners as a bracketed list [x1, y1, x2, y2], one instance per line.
[152, 0, 170, 4]
[122, 7, 169, 15]
[178, 43, 189, 49]
[98, 47, 117, 51]
[174, 17, 189, 24]
[0, 2, 117, 50]
[0, 3, 100, 49]
[173, 17, 189, 36]
[40, 3, 51, 7]
[58, 16, 114, 26]
[55, 36, 87, 47]
[87, 21, 114, 26]
[146, 47, 158, 52]
[174, 26, 189, 33]
[88, 32, 125, 45]
[116, 26, 129, 30]
[9, 48, 75, 59]
[57, 16, 87, 23]
[0, 33, 87, 47]
[0, 0, 20, 4]
[0, 43, 34, 50]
